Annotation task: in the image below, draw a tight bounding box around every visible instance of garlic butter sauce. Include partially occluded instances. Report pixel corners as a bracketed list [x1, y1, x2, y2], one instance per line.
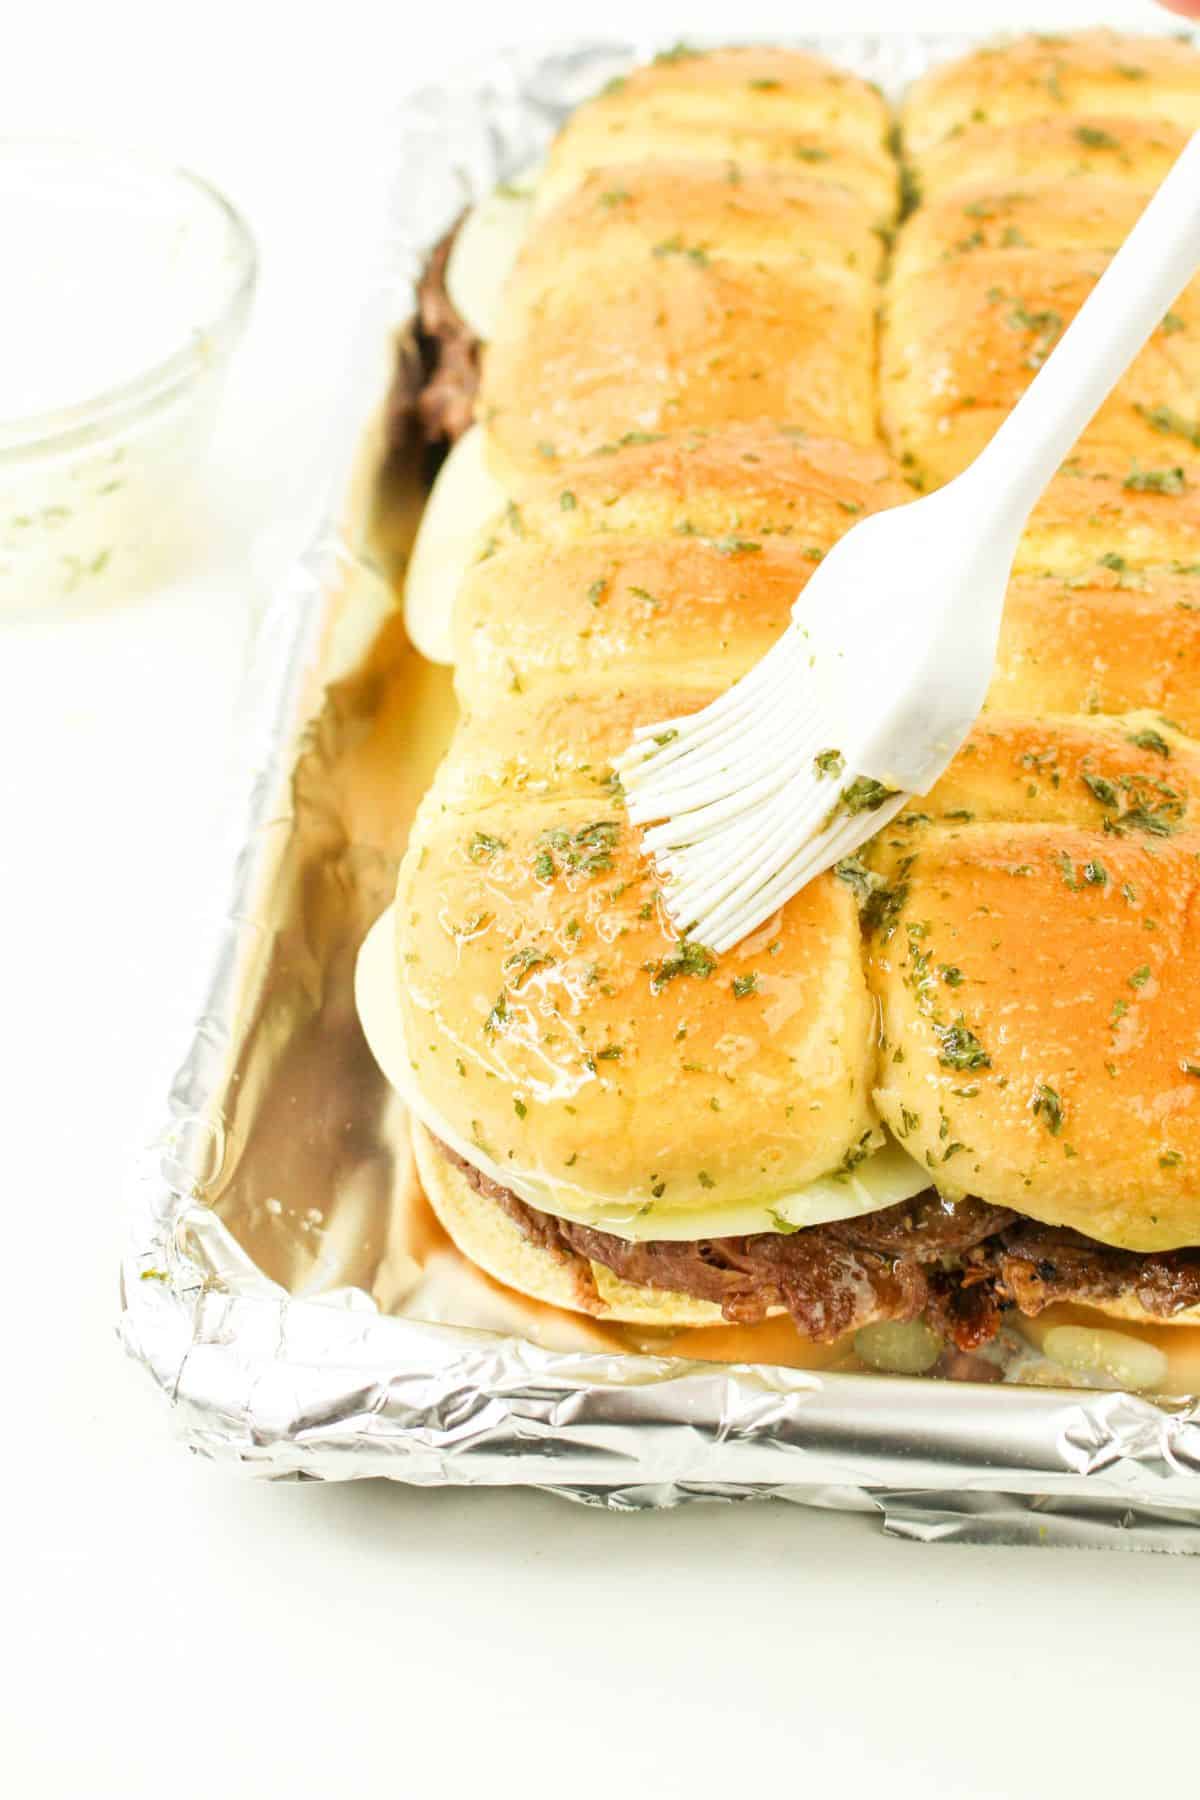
[0, 143, 254, 613]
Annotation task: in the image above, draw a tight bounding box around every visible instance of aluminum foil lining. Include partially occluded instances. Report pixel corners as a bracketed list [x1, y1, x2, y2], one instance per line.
[121, 31, 1200, 1549]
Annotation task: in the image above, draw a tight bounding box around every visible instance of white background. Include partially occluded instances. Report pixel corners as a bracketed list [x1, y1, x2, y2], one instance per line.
[6, 3, 1200, 1795]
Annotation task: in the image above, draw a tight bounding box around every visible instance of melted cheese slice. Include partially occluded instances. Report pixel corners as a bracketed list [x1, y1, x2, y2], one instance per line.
[405, 171, 541, 665]
[402, 424, 507, 664]
[444, 167, 539, 343]
[357, 909, 933, 1242]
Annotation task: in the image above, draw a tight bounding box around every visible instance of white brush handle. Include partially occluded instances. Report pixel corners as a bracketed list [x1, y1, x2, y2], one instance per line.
[969, 129, 1200, 528]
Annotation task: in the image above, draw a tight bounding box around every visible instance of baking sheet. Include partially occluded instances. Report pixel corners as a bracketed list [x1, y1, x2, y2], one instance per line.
[121, 30, 1200, 1547]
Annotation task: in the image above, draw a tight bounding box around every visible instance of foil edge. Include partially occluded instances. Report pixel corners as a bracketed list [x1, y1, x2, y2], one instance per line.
[120, 29, 1200, 1540]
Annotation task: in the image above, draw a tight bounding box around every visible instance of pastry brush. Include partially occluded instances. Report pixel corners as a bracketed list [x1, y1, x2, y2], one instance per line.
[615, 132, 1200, 954]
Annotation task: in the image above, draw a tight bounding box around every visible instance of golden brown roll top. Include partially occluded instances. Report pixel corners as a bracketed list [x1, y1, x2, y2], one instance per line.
[872, 155, 1200, 1252]
[1017, 450, 1200, 571]
[884, 30, 1200, 488]
[989, 568, 1200, 733]
[384, 36, 1200, 1269]
[869, 819, 1200, 1253]
[923, 711, 1200, 828]
[394, 783, 875, 1220]
[451, 425, 907, 710]
[539, 46, 894, 213]
[393, 424, 912, 1219]
[481, 48, 896, 480]
[893, 179, 1157, 283]
[883, 248, 1200, 488]
[915, 115, 1189, 209]
[903, 29, 1200, 156]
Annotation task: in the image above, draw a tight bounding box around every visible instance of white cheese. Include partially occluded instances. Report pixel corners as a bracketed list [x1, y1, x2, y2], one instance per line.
[403, 167, 540, 662]
[444, 167, 539, 344]
[402, 424, 507, 663]
[356, 909, 933, 1242]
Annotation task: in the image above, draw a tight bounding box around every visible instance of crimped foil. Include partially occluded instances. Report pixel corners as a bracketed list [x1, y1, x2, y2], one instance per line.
[121, 31, 1200, 1548]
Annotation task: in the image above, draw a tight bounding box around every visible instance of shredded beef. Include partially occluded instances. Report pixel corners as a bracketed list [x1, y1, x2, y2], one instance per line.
[440, 1140, 991, 1346]
[829, 1192, 1015, 1260]
[387, 220, 481, 459]
[559, 1221, 930, 1340]
[435, 1138, 1200, 1351]
[976, 1222, 1200, 1322]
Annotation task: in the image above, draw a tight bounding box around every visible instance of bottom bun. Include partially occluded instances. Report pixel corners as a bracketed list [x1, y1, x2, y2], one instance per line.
[1075, 1291, 1200, 1329]
[413, 1121, 743, 1327]
[413, 1122, 1200, 1340]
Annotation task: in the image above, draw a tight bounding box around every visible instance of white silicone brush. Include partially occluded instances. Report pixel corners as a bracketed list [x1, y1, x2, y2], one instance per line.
[615, 131, 1200, 954]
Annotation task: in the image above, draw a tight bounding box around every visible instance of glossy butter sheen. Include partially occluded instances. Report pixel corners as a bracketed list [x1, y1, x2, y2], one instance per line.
[359, 910, 932, 1240]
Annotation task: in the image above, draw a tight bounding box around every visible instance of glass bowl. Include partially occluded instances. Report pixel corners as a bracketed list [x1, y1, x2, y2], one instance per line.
[0, 140, 257, 615]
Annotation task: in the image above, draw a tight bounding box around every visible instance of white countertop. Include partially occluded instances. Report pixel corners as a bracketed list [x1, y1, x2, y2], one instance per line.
[8, 2, 1200, 1794]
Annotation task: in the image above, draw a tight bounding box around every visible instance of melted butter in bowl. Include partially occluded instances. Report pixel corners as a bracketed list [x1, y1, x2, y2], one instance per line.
[0, 141, 255, 615]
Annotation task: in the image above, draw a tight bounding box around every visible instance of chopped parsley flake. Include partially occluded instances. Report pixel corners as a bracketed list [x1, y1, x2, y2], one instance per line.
[1128, 728, 1171, 757]
[834, 856, 908, 935]
[646, 939, 716, 993]
[1031, 1082, 1064, 1135]
[652, 235, 710, 266]
[1124, 463, 1187, 495]
[535, 820, 622, 880]
[484, 992, 508, 1034]
[504, 946, 555, 986]
[1007, 304, 1063, 369]
[834, 776, 900, 819]
[1081, 768, 1183, 837]
[871, 886, 912, 939]
[731, 972, 759, 998]
[1075, 125, 1121, 149]
[814, 748, 845, 780]
[833, 855, 879, 902]
[468, 831, 506, 863]
[837, 1131, 875, 1178]
[1134, 404, 1200, 448]
[935, 1018, 991, 1071]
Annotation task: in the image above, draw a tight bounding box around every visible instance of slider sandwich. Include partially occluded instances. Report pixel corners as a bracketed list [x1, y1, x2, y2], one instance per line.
[363, 36, 1200, 1364]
